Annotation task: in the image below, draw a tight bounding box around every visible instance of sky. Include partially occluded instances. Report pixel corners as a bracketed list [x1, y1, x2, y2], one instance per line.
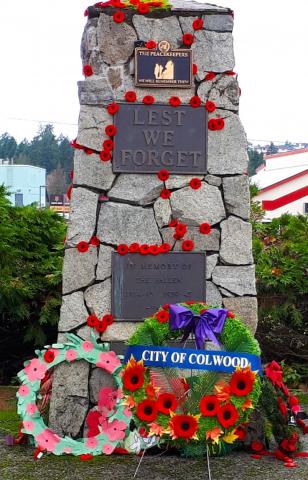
[0, 0, 307, 144]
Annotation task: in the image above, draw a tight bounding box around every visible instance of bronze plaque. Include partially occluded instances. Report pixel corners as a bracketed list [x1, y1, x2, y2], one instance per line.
[112, 252, 206, 321]
[135, 41, 192, 88]
[113, 103, 207, 174]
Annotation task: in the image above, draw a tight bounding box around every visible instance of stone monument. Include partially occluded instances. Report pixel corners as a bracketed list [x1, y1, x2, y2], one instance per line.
[49, 0, 257, 438]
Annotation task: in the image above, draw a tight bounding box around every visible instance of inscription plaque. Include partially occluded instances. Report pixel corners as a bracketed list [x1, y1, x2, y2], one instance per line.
[135, 41, 192, 88]
[113, 103, 207, 174]
[112, 252, 206, 321]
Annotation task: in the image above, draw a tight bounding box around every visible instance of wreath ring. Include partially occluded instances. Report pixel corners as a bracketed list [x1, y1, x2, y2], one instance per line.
[17, 333, 131, 456]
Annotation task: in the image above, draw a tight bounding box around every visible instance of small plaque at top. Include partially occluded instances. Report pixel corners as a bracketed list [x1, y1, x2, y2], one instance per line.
[135, 41, 192, 88]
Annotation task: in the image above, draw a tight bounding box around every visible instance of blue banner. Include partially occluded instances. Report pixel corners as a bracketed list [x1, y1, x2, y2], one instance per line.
[124, 345, 262, 375]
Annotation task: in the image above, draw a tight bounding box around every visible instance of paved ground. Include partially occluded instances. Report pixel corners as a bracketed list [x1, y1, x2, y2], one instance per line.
[1, 434, 307, 480]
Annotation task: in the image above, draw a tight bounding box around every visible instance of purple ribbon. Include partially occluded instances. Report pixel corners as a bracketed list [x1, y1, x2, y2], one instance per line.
[169, 304, 228, 349]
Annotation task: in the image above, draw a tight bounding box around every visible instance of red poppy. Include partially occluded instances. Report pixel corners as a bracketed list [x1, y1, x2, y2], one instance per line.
[265, 361, 283, 388]
[199, 223, 211, 235]
[129, 242, 140, 253]
[83, 64, 93, 77]
[173, 233, 182, 241]
[157, 393, 178, 415]
[205, 101, 216, 113]
[215, 118, 225, 130]
[159, 243, 171, 253]
[137, 3, 149, 14]
[111, 0, 126, 7]
[288, 395, 299, 407]
[148, 245, 159, 255]
[189, 178, 202, 189]
[125, 91, 137, 103]
[175, 223, 187, 238]
[192, 64, 198, 75]
[90, 236, 100, 246]
[251, 440, 264, 452]
[190, 96, 201, 108]
[169, 96, 181, 107]
[140, 244, 150, 255]
[123, 364, 145, 391]
[87, 314, 99, 328]
[217, 403, 239, 428]
[156, 310, 169, 323]
[200, 395, 219, 417]
[157, 169, 170, 181]
[162, 304, 169, 310]
[105, 125, 117, 137]
[107, 103, 119, 115]
[77, 241, 89, 253]
[182, 239, 194, 251]
[230, 369, 254, 396]
[192, 18, 203, 30]
[102, 314, 113, 326]
[227, 311, 235, 318]
[117, 244, 129, 255]
[43, 350, 55, 363]
[169, 414, 198, 439]
[84, 148, 94, 155]
[146, 40, 157, 49]
[225, 70, 236, 76]
[208, 118, 218, 131]
[113, 11, 125, 23]
[182, 33, 194, 46]
[103, 139, 114, 151]
[99, 150, 111, 162]
[96, 318, 107, 333]
[143, 95, 155, 105]
[136, 399, 158, 422]
[235, 425, 246, 441]
[169, 219, 178, 227]
[66, 185, 72, 200]
[160, 188, 171, 199]
[205, 72, 216, 81]
[80, 453, 93, 461]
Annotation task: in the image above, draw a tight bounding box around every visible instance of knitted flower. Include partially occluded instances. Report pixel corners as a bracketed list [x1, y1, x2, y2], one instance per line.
[105, 125, 117, 137]
[83, 64, 93, 77]
[113, 11, 125, 23]
[192, 18, 203, 30]
[190, 96, 201, 108]
[125, 91, 137, 103]
[146, 40, 157, 49]
[157, 169, 170, 181]
[107, 103, 119, 115]
[182, 33, 194, 46]
[169, 96, 181, 107]
[143, 95, 155, 105]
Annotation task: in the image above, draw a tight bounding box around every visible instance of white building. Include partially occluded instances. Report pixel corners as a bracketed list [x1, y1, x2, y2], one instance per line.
[0, 163, 46, 207]
[251, 148, 308, 220]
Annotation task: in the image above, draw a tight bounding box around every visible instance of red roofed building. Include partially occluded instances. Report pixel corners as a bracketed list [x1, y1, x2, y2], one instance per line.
[251, 149, 308, 220]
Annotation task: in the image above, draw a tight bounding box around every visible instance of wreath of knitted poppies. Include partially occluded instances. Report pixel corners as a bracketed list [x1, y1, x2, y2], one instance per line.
[123, 302, 261, 455]
[17, 334, 131, 457]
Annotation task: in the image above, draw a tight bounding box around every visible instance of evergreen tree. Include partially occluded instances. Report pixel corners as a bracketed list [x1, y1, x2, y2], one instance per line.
[0, 132, 17, 160]
[248, 148, 264, 176]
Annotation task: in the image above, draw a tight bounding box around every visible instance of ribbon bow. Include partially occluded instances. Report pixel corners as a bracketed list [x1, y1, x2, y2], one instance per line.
[169, 304, 228, 349]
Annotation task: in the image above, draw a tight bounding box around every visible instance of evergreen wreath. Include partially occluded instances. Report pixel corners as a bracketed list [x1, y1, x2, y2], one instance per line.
[123, 302, 261, 456]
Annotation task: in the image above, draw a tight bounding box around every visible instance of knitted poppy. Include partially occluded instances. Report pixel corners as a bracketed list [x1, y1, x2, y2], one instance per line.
[156, 310, 169, 323]
[192, 64, 198, 75]
[182, 239, 194, 251]
[129, 242, 140, 253]
[125, 91, 137, 103]
[136, 399, 157, 422]
[160, 243, 171, 253]
[105, 125, 117, 137]
[157, 169, 170, 181]
[215, 118, 225, 130]
[225, 70, 236, 76]
[80, 453, 93, 461]
[83, 64, 93, 77]
[143, 95, 155, 105]
[123, 363, 145, 391]
[230, 369, 254, 396]
[169, 414, 198, 440]
[208, 118, 217, 131]
[87, 314, 99, 328]
[169, 219, 178, 227]
[146, 40, 157, 49]
[175, 223, 187, 238]
[99, 150, 111, 162]
[117, 244, 129, 255]
[192, 18, 203, 30]
[200, 395, 219, 417]
[190, 96, 201, 108]
[113, 11, 125, 23]
[205, 72, 216, 81]
[77, 241, 89, 253]
[107, 103, 119, 115]
[189, 178, 201, 189]
[217, 403, 239, 428]
[102, 314, 113, 326]
[169, 96, 181, 107]
[90, 236, 100, 246]
[84, 148, 94, 155]
[173, 233, 182, 241]
[96, 318, 107, 333]
[103, 139, 114, 151]
[199, 223, 211, 235]
[182, 33, 194, 46]
[227, 311, 235, 318]
[160, 188, 171, 199]
[205, 101, 216, 113]
[140, 244, 150, 255]
[43, 350, 55, 364]
[137, 3, 149, 14]
[157, 393, 178, 415]
[149, 245, 160, 255]
[251, 440, 264, 452]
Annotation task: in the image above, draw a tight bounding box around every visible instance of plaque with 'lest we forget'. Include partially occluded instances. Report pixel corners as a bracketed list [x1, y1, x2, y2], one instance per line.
[113, 103, 207, 174]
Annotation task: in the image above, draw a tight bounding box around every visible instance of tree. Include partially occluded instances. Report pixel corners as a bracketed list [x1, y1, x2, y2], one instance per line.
[47, 166, 68, 195]
[0, 132, 17, 160]
[28, 124, 60, 172]
[266, 142, 278, 155]
[248, 149, 264, 176]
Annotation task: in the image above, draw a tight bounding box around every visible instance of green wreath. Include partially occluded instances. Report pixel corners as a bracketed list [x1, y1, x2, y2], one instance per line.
[123, 302, 262, 456]
[16, 333, 131, 457]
